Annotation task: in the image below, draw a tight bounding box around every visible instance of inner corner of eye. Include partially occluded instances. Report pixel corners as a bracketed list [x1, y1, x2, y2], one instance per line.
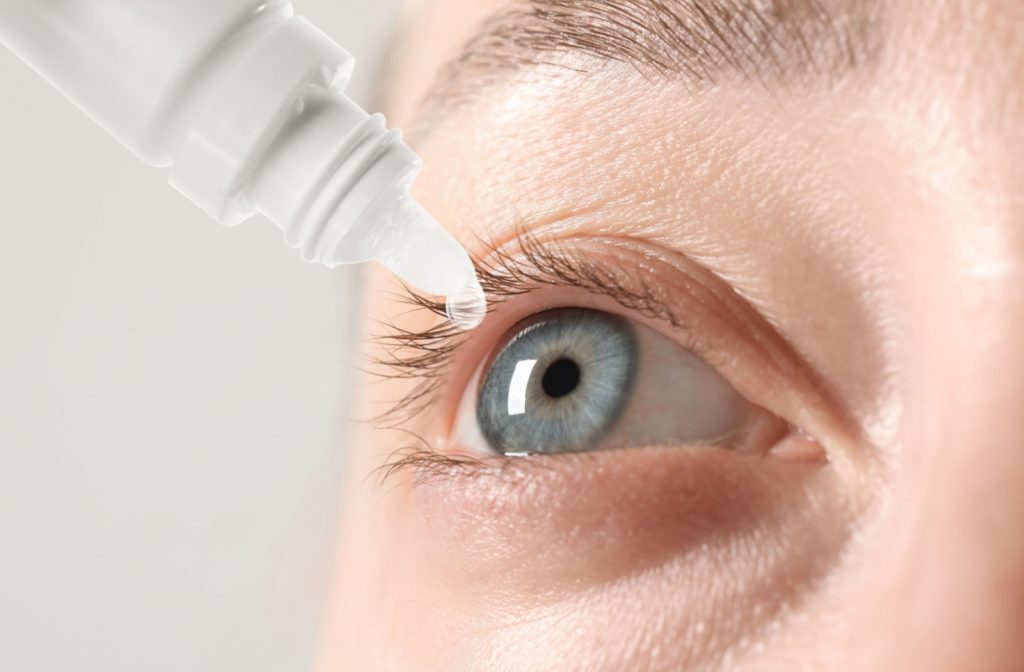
[449, 307, 755, 459]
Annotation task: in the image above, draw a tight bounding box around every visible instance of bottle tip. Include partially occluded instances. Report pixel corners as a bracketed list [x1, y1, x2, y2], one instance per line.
[445, 279, 487, 330]
[362, 187, 487, 328]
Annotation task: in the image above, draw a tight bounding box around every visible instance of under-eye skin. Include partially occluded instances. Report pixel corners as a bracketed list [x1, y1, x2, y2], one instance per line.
[460, 307, 760, 457]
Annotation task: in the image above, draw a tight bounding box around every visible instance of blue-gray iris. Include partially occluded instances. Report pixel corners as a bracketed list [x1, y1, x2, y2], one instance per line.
[476, 309, 638, 455]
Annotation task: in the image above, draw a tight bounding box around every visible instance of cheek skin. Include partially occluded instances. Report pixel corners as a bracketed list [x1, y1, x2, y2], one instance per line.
[398, 450, 855, 670]
[413, 451, 848, 596]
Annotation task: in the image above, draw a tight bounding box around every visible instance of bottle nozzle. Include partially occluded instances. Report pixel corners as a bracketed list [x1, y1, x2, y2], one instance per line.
[444, 278, 487, 331]
[367, 189, 487, 330]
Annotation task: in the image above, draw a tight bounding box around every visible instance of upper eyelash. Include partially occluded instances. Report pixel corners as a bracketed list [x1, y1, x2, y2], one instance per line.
[368, 229, 683, 428]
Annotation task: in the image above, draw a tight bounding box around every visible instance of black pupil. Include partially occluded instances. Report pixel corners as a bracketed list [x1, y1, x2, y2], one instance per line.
[541, 358, 581, 399]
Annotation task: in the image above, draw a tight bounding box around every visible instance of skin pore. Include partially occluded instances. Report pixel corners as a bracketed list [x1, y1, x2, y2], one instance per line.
[319, 1, 1024, 670]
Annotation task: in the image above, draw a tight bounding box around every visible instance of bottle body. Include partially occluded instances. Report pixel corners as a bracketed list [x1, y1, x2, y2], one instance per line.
[0, 0, 294, 166]
[0, 0, 483, 305]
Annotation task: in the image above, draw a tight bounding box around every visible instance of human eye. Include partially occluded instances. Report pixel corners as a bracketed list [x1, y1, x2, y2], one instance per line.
[374, 233, 837, 475]
[456, 306, 781, 457]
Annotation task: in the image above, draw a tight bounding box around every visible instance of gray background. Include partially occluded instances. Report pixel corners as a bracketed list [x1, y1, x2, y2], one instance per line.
[0, 1, 403, 669]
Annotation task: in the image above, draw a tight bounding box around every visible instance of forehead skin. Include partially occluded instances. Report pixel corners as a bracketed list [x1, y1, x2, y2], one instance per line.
[320, 1, 1024, 671]
[386, 0, 507, 128]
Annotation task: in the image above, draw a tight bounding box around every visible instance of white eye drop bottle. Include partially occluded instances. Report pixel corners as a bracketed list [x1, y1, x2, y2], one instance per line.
[0, 0, 485, 329]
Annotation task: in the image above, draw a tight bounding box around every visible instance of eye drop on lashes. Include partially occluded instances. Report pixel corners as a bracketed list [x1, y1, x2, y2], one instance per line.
[0, 0, 484, 329]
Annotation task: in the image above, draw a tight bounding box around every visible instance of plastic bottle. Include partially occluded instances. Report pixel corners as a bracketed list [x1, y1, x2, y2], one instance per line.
[0, 0, 486, 329]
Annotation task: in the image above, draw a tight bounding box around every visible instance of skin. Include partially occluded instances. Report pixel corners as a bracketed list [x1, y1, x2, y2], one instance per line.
[319, 1, 1024, 670]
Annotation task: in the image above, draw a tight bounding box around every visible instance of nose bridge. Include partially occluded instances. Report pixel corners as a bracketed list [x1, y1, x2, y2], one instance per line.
[853, 256, 1024, 671]
[898, 410, 1024, 671]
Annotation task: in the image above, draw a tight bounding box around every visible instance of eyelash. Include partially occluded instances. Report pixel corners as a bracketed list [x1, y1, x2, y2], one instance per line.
[369, 230, 690, 428]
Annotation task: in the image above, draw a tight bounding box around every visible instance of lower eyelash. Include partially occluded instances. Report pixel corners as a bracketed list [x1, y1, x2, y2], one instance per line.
[373, 444, 545, 487]
[373, 446, 482, 487]
[373, 442, 614, 488]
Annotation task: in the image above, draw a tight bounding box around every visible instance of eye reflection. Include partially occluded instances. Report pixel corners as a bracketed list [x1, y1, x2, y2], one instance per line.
[464, 308, 754, 456]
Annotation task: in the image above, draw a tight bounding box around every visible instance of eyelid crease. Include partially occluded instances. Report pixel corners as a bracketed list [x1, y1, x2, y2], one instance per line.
[368, 228, 697, 430]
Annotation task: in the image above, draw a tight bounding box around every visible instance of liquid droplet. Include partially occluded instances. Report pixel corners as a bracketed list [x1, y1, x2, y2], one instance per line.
[445, 279, 487, 330]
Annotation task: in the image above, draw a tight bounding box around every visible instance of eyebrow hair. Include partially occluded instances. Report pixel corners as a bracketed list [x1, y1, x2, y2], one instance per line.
[424, 0, 878, 111]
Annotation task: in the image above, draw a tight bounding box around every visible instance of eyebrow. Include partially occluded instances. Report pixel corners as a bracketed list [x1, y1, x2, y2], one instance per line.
[425, 0, 878, 110]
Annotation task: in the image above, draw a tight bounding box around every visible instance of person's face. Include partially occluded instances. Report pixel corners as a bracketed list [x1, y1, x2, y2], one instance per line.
[320, 1, 1024, 670]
